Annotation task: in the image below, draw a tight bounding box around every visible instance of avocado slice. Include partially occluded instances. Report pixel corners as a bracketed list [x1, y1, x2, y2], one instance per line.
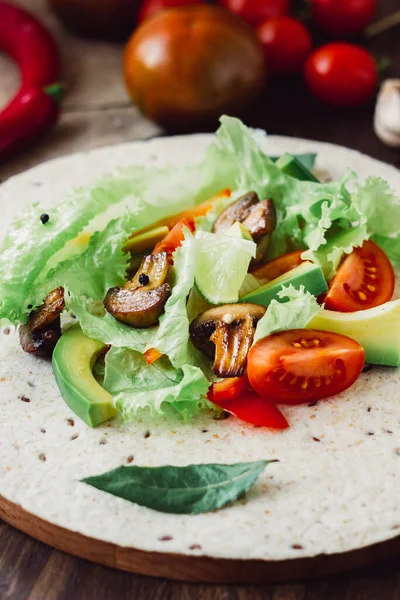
[52, 325, 116, 427]
[239, 262, 327, 308]
[275, 153, 319, 182]
[123, 225, 169, 254]
[224, 222, 253, 241]
[308, 300, 400, 367]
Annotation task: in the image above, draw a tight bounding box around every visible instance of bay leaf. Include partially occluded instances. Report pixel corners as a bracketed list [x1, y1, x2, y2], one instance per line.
[82, 460, 272, 514]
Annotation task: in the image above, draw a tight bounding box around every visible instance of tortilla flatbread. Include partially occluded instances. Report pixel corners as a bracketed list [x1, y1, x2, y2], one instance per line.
[0, 133, 399, 581]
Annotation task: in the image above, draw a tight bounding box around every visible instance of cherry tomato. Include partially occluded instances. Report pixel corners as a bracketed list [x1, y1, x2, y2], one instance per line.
[311, 0, 376, 37]
[305, 43, 378, 107]
[207, 374, 250, 402]
[124, 5, 266, 130]
[324, 240, 395, 312]
[152, 217, 195, 262]
[257, 18, 312, 75]
[219, 0, 290, 26]
[144, 348, 163, 364]
[139, 0, 203, 23]
[212, 390, 289, 428]
[248, 329, 365, 404]
[250, 250, 303, 280]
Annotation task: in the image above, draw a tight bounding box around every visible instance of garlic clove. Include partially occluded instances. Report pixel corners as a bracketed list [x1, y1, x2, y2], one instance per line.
[374, 79, 400, 148]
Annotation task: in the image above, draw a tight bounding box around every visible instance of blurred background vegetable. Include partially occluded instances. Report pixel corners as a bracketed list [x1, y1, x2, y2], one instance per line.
[310, 0, 377, 37]
[139, 0, 203, 23]
[47, 0, 141, 40]
[123, 4, 266, 129]
[1, 0, 399, 166]
[305, 43, 378, 107]
[218, 0, 291, 26]
[256, 17, 312, 75]
[374, 79, 400, 147]
[0, 2, 63, 161]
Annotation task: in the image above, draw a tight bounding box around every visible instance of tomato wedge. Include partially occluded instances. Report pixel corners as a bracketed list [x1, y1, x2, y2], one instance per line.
[324, 240, 395, 312]
[207, 374, 250, 402]
[250, 250, 303, 281]
[144, 348, 163, 365]
[247, 329, 365, 405]
[152, 217, 195, 262]
[212, 390, 289, 429]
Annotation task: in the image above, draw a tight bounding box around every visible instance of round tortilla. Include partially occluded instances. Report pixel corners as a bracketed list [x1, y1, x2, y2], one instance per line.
[0, 134, 399, 579]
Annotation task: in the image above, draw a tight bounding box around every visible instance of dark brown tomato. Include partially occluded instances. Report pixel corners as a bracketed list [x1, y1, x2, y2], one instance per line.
[123, 4, 266, 130]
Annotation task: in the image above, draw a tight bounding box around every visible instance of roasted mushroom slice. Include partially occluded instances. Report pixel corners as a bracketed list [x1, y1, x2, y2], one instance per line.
[212, 192, 276, 266]
[19, 286, 65, 357]
[189, 303, 266, 377]
[104, 252, 171, 328]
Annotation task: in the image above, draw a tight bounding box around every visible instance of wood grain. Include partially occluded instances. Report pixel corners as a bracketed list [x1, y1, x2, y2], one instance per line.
[1, 494, 400, 587]
[1, 0, 400, 597]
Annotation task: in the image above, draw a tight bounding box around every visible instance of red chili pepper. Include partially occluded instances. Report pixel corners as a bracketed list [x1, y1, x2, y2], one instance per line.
[0, 2, 63, 162]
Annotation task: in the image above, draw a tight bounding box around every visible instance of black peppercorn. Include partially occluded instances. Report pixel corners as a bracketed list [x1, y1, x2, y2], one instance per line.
[138, 273, 150, 286]
[40, 213, 49, 224]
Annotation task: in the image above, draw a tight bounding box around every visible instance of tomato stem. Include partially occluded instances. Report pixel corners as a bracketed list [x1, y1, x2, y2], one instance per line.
[364, 10, 400, 38]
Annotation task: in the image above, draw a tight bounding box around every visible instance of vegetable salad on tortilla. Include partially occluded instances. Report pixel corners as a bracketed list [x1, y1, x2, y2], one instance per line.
[1, 116, 399, 430]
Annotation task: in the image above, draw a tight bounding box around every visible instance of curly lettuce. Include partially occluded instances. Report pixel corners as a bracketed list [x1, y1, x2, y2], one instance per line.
[104, 347, 211, 420]
[254, 285, 322, 343]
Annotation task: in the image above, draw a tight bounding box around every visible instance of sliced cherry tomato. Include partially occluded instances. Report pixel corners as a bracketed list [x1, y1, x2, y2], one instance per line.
[305, 43, 377, 107]
[212, 390, 289, 429]
[311, 0, 376, 37]
[139, 0, 204, 23]
[207, 374, 250, 402]
[257, 18, 312, 76]
[248, 329, 365, 405]
[219, 0, 290, 26]
[324, 240, 395, 312]
[153, 217, 195, 262]
[144, 348, 163, 365]
[250, 250, 303, 280]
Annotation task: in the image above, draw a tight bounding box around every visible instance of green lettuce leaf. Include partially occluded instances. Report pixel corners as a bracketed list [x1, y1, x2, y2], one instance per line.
[103, 346, 211, 420]
[302, 224, 369, 280]
[351, 177, 400, 238]
[254, 285, 322, 343]
[0, 181, 138, 324]
[148, 234, 198, 368]
[31, 209, 141, 307]
[67, 293, 155, 351]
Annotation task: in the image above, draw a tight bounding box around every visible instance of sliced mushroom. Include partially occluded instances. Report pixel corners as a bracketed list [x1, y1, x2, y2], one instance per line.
[104, 252, 171, 328]
[19, 286, 65, 357]
[189, 303, 266, 377]
[212, 192, 276, 266]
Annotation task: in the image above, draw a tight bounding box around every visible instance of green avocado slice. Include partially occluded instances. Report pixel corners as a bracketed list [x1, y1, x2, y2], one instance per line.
[308, 299, 400, 367]
[52, 325, 116, 427]
[275, 153, 319, 182]
[239, 262, 327, 308]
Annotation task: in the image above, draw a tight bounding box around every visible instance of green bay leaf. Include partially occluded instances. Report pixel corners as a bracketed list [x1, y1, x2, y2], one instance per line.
[82, 460, 271, 514]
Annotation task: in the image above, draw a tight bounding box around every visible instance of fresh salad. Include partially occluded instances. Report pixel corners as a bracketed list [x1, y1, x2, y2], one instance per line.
[2, 116, 400, 431]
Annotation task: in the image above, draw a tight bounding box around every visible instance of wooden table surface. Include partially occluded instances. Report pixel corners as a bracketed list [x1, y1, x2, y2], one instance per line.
[1, 0, 399, 598]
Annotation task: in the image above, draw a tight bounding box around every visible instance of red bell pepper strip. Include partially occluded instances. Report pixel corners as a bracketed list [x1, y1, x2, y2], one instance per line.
[153, 217, 195, 264]
[144, 348, 163, 365]
[0, 2, 62, 162]
[207, 374, 250, 403]
[210, 388, 289, 429]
